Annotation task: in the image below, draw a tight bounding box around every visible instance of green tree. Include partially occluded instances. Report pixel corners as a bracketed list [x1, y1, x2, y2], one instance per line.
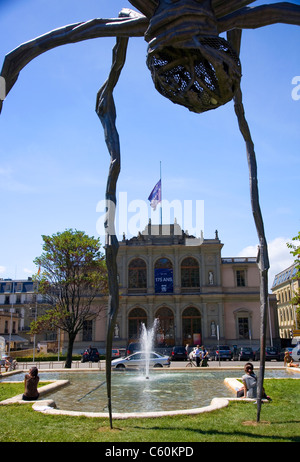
[287, 232, 300, 327]
[32, 229, 108, 368]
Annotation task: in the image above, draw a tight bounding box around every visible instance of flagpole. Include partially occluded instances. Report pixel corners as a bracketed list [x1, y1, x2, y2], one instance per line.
[160, 161, 162, 225]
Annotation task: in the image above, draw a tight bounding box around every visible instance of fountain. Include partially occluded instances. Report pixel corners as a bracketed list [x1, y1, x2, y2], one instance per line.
[140, 319, 159, 379]
[2, 368, 296, 416]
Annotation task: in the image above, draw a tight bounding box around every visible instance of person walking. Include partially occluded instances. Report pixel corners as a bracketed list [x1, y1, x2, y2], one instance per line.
[195, 345, 201, 367]
[200, 345, 209, 367]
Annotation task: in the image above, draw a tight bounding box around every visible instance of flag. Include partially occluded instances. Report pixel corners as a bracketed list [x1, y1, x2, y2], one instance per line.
[148, 179, 161, 211]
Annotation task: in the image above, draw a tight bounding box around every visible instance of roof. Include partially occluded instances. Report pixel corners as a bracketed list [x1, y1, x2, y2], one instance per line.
[1, 334, 29, 344]
[0, 279, 36, 294]
[271, 264, 297, 289]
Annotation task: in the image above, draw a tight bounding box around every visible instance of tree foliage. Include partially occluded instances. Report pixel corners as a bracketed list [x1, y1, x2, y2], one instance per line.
[32, 229, 108, 367]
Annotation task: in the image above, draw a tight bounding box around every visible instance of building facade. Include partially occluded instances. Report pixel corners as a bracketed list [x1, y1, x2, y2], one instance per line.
[0, 278, 59, 352]
[0, 277, 106, 354]
[1, 225, 280, 354]
[271, 264, 299, 342]
[111, 223, 278, 350]
[0, 278, 40, 350]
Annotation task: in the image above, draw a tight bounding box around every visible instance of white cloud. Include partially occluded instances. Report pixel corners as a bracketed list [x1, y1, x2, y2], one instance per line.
[0, 266, 6, 274]
[238, 237, 294, 290]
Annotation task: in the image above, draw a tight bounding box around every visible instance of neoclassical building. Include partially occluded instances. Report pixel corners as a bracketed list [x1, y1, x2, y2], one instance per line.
[271, 263, 299, 342]
[0, 224, 280, 354]
[112, 222, 278, 350]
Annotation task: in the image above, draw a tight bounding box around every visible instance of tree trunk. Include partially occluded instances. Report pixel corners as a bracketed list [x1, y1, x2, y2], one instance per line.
[64, 332, 76, 368]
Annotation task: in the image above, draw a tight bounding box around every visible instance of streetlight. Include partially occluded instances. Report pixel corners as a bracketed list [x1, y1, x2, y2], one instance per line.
[32, 285, 38, 362]
[8, 280, 15, 357]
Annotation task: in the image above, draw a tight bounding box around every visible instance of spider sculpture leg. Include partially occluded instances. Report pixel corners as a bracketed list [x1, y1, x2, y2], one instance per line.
[227, 29, 269, 423]
[0, 10, 148, 113]
[218, 2, 300, 32]
[95, 36, 129, 429]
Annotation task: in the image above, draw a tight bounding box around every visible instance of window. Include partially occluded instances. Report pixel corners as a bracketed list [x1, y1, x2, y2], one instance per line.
[238, 317, 249, 339]
[82, 320, 93, 341]
[128, 258, 147, 291]
[236, 270, 246, 287]
[154, 258, 173, 293]
[4, 283, 12, 293]
[128, 307, 147, 340]
[182, 306, 201, 345]
[129, 353, 142, 360]
[155, 307, 175, 346]
[181, 258, 200, 288]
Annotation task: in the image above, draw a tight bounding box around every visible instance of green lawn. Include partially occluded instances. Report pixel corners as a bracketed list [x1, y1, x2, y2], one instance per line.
[0, 379, 299, 442]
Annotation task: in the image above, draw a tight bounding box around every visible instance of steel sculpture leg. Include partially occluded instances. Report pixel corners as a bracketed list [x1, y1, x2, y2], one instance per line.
[95, 36, 128, 429]
[227, 29, 270, 423]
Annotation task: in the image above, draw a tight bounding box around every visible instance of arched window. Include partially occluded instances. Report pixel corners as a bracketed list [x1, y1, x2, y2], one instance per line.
[238, 317, 249, 339]
[181, 257, 200, 288]
[128, 307, 147, 340]
[234, 309, 251, 339]
[155, 306, 175, 346]
[155, 258, 172, 269]
[154, 258, 173, 293]
[128, 258, 147, 293]
[182, 306, 201, 346]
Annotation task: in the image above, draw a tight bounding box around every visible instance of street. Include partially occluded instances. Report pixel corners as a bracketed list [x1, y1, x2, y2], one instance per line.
[13, 359, 288, 371]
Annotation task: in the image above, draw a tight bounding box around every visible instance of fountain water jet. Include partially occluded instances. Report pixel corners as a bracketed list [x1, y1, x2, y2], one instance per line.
[141, 318, 159, 379]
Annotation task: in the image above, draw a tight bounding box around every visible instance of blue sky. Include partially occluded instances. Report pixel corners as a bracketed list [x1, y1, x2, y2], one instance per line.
[0, 0, 299, 288]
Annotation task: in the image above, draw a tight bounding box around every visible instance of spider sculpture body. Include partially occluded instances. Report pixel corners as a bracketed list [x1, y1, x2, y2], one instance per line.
[1, 0, 299, 427]
[145, 0, 242, 113]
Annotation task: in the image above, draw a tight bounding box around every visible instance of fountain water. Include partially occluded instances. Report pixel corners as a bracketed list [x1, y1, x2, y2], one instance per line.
[141, 318, 159, 379]
[2, 369, 296, 414]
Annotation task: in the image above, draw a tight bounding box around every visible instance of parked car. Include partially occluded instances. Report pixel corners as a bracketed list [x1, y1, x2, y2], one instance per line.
[233, 347, 254, 361]
[291, 345, 300, 362]
[170, 346, 188, 361]
[254, 346, 280, 361]
[111, 351, 170, 370]
[126, 342, 141, 356]
[212, 345, 233, 361]
[207, 347, 216, 360]
[81, 347, 100, 363]
[112, 349, 121, 358]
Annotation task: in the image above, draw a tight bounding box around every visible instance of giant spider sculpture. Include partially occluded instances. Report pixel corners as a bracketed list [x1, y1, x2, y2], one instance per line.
[1, 0, 300, 426]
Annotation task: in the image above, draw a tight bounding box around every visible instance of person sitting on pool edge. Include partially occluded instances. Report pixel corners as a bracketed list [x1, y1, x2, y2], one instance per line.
[22, 366, 40, 401]
[284, 350, 299, 367]
[237, 363, 257, 399]
[237, 363, 271, 401]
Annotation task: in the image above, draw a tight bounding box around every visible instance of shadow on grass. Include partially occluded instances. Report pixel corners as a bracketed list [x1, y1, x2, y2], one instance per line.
[131, 424, 300, 442]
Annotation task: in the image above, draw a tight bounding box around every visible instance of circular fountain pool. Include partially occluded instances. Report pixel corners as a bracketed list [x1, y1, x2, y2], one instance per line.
[2, 369, 296, 414]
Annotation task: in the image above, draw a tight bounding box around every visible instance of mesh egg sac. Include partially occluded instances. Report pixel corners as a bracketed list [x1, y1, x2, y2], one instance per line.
[147, 37, 241, 113]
